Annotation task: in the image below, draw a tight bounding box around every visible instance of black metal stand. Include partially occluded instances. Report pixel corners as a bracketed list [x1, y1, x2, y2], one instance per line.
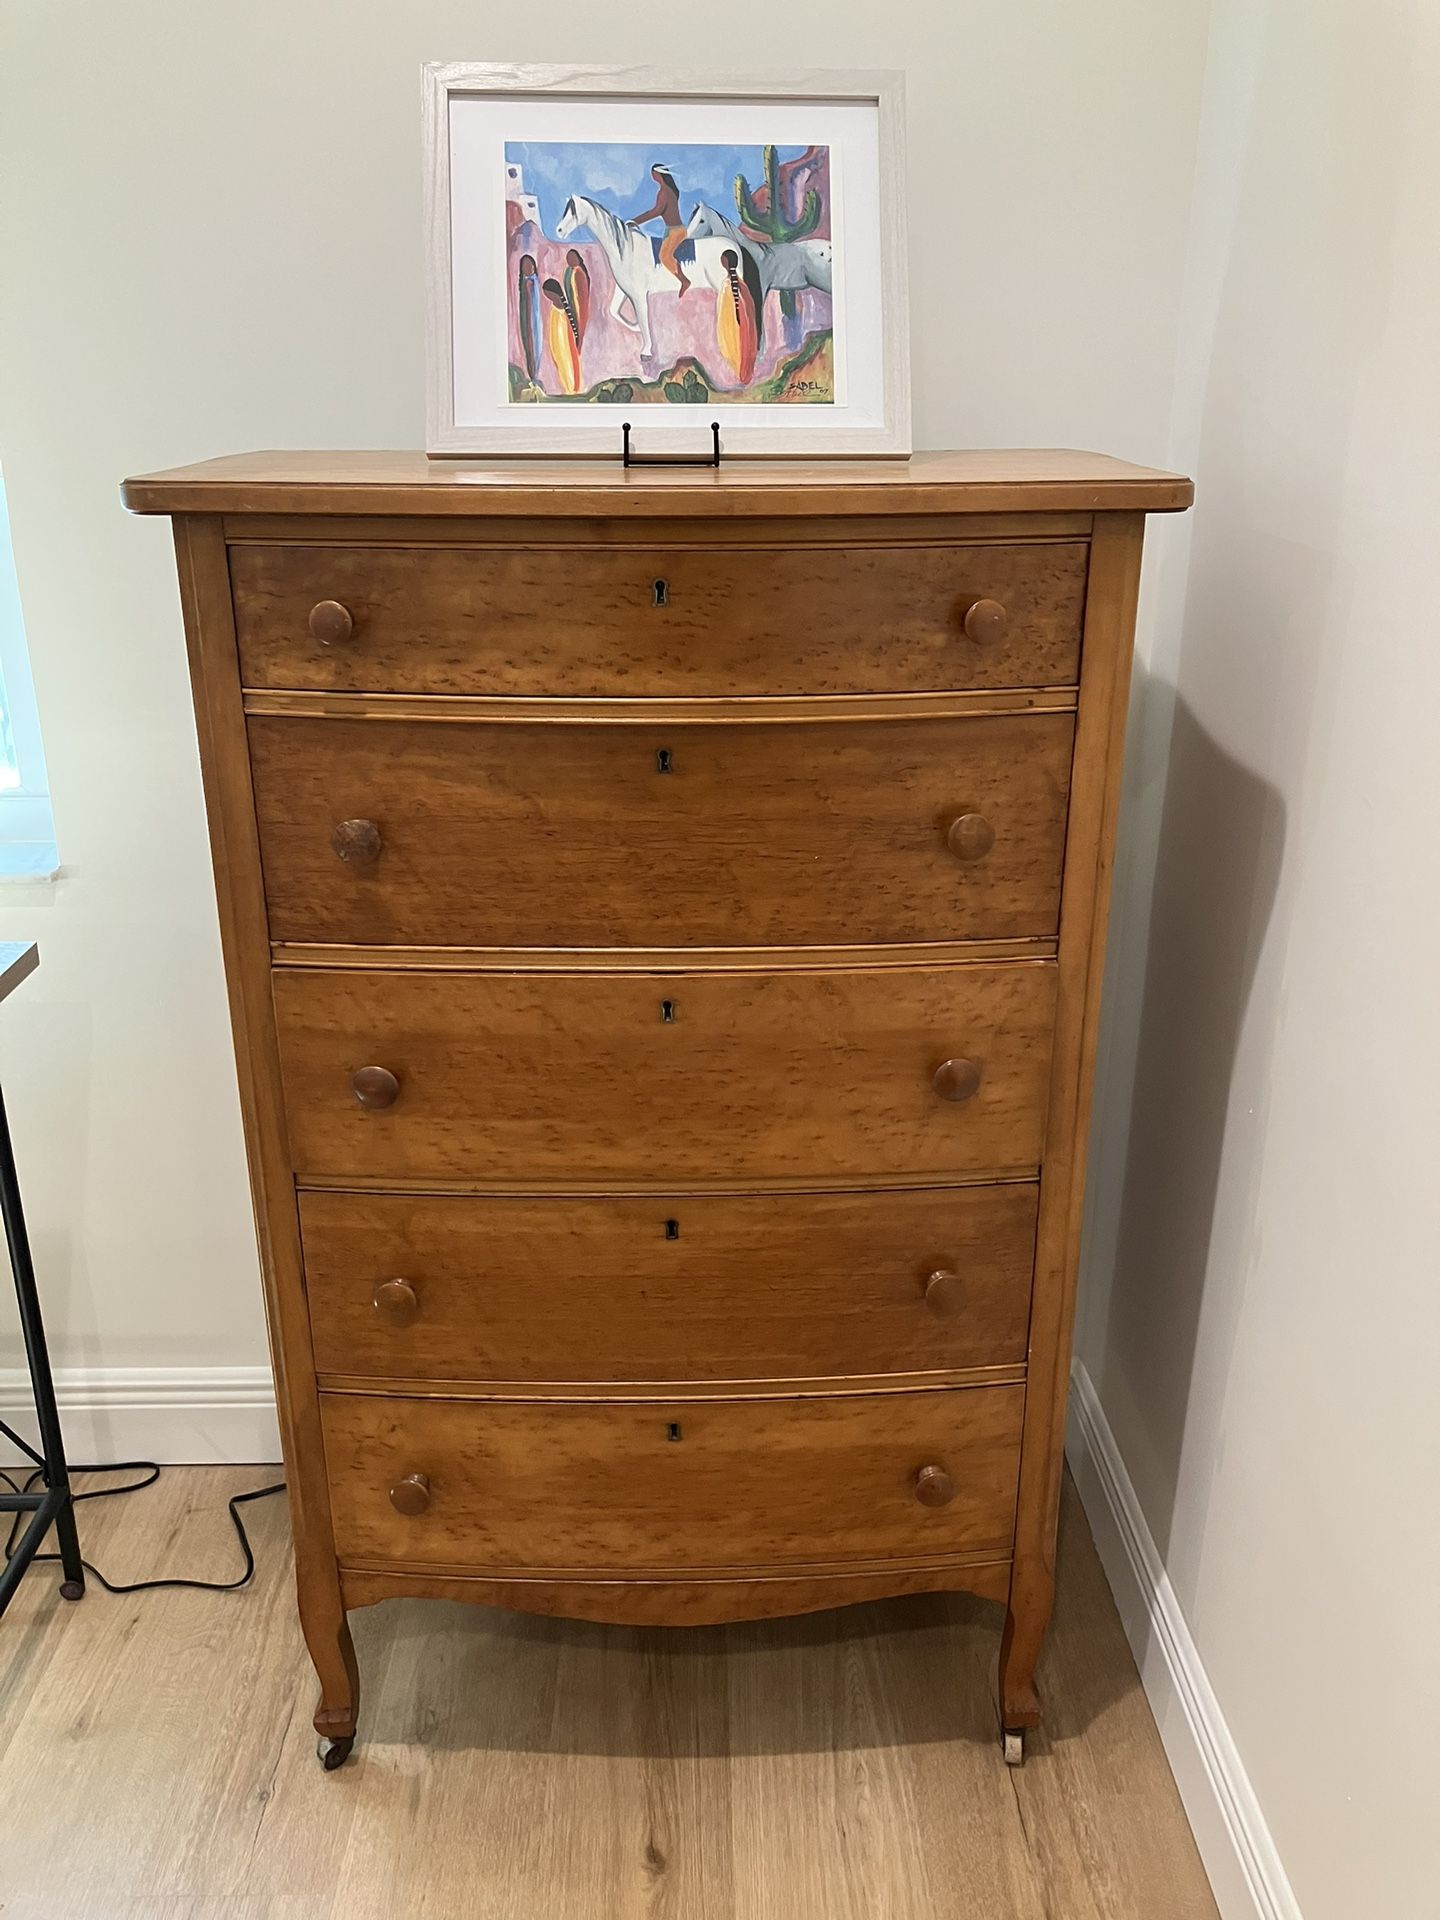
[0, 1069, 84, 1615]
[622, 420, 722, 468]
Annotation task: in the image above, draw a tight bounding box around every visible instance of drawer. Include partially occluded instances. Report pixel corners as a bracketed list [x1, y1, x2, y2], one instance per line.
[252, 712, 1073, 949]
[321, 1384, 1024, 1573]
[301, 1185, 1038, 1385]
[274, 961, 1057, 1185]
[230, 541, 1088, 696]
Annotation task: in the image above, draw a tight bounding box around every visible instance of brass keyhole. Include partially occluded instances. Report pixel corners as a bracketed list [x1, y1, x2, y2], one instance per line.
[653, 578, 669, 607]
[656, 747, 673, 774]
[660, 999, 676, 1023]
[664, 1218, 680, 1240]
[666, 1422, 683, 1442]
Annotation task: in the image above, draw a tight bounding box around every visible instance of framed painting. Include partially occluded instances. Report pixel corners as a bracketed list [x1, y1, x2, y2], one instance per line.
[423, 64, 910, 457]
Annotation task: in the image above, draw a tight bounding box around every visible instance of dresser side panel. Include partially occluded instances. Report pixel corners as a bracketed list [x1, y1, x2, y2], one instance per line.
[172, 515, 344, 1607]
[1002, 510, 1146, 1726]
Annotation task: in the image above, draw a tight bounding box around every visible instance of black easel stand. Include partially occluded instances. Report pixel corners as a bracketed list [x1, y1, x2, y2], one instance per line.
[0, 1055, 84, 1615]
[622, 420, 722, 468]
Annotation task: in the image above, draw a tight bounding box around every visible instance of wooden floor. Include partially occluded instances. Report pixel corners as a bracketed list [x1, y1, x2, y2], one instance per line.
[0, 1467, 1217, 1920]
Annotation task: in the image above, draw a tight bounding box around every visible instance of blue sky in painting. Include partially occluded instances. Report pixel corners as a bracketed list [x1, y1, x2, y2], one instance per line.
[504, 141, 814, 241]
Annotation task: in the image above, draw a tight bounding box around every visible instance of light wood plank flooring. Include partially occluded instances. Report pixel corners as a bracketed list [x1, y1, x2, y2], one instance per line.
[0, 1467, 1217, 1919]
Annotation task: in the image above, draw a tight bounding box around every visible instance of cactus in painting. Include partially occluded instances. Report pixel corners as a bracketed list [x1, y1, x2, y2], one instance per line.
[734, 145, 822, 245]
[734, 145, 822, 348]
[663, 366, 710, 403]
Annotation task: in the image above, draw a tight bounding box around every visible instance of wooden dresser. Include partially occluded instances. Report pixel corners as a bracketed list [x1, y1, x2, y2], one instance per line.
[123, 450, 1190, 1770]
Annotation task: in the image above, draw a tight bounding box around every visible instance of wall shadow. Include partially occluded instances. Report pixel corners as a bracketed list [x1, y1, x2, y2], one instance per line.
[1098, 679, 1288, 1562]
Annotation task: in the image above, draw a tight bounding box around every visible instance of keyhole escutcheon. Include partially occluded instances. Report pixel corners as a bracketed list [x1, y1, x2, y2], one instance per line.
[656, 747, 673, 774]
[660, 999, 676, 1024]
[653, 578, 669, 607]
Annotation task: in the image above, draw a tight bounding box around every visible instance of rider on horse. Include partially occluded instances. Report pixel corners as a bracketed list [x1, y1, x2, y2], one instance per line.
[629, 164, 691, 297]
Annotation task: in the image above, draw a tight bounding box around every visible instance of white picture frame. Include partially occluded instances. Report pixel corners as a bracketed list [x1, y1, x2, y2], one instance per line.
[423, 63, 910, 458]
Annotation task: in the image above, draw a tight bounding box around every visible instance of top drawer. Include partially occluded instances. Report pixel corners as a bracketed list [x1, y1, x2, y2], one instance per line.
[229, 541, 1088, 697]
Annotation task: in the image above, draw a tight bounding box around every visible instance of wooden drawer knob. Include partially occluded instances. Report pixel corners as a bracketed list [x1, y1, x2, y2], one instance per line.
[308, 599, 354, 646]
[962, 598, 1008, 644]
[373, 1277, 419, 1325]
[389, 1472, 430, 1516]
[332, 818, 382, 867]
[932, 1057, 982, 1103]
[946, 813, 995, 862]
[914, 1464, 956, 1508]
[351, 1065, 400, 1110]
[924, 1269, 964, 1316]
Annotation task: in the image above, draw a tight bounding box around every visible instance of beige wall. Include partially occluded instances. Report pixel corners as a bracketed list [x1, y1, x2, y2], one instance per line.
[0, 0, 1207, 1377]
[1076, 0, 1440, 1915]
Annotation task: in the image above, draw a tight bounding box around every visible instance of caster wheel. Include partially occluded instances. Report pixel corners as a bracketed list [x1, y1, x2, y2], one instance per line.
[1002, 1729, 1025, 1767]
[317, 1735, 354, 1772]
[59, 1580, 85, 1602]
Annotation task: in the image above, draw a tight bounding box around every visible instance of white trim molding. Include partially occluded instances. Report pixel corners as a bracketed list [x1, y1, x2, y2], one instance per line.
[0, 1366, 280, 1466]
[1066, 1362, 1302, 1920]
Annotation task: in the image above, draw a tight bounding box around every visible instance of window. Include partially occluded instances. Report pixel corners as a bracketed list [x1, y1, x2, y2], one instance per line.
[0, 468, 57, 879]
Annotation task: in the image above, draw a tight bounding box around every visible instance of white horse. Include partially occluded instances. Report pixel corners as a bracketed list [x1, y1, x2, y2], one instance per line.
[686, 202, 833, 296]
[554, 193, 739, 360]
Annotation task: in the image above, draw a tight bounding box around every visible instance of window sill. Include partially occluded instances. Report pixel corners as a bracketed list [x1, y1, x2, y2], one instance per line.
[0, 840, 61, 883]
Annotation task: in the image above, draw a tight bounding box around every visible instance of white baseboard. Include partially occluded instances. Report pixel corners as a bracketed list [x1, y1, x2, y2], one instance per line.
[1066, 1362, 1301, 1920]
[0, 1365, 281, 1466]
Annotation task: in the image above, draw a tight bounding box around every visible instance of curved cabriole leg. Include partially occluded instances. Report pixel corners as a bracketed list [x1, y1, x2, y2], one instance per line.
[303, 1592, 359, 1770]
[1000, 1569, 1050, 1763]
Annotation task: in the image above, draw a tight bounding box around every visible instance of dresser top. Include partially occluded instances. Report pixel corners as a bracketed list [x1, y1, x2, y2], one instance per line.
[121, 449, 1192, 520]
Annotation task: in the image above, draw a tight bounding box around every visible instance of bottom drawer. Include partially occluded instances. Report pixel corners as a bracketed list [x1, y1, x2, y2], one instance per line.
[321, 1385, 1023, 1576]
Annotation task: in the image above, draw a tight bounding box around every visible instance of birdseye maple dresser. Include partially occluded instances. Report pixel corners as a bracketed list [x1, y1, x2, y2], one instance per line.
[122, 449, 1190, 1769]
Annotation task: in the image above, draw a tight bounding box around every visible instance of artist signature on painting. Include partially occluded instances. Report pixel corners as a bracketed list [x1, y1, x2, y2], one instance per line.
[790, 379, 831, 397]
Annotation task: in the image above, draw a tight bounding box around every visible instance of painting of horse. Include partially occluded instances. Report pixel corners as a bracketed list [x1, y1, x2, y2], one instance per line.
[504, 141, 835, 406]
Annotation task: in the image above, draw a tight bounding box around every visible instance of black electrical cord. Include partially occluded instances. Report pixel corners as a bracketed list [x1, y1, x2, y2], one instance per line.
[1, 1418, 284, 1596]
